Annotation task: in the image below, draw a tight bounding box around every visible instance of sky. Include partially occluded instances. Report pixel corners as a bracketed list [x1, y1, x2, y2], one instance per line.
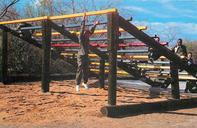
[16, 0, 197, 42]
[114, 0, 197, 42]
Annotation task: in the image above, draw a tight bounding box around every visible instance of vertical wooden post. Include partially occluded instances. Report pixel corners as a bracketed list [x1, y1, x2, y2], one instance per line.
[99, 57, 105, 88]
[170, 61, 180, 99]
[1, 31, 8, 84]
[107, 11, 119, 105]
[41, 19, 52, 92]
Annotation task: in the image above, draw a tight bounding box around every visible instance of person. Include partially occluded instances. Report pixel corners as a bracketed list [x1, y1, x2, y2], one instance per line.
[171, 38, 187, 72]
[172, 38, 187, 59]
[16, 22, 34, 38]
[187, 52, 193, 66]
[148, 35, 161, 63]
[75, 13, 100, 92]
[184, 52, 195, 93]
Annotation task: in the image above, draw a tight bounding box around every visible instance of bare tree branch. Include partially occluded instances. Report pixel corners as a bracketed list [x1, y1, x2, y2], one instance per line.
[0, 0, 20, 19]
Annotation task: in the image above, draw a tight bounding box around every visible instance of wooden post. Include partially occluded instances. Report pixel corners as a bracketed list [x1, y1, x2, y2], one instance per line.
[107, 12, 119, 105]
[170, 61, 180, 99]
[1, 30, 8, 84]
[99, 57, 105, 88]
[41, 20, 52, 92]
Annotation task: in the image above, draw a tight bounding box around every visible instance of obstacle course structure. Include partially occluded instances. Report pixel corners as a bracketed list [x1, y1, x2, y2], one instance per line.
[0, 8, 197, 106]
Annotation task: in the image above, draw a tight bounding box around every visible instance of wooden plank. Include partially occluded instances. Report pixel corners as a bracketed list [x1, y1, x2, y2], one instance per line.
[0, 16, 48, 25]
[21, 17, 133, 30]
[91, 69, 197, 80]
[38, 36, 137, 42]
[90, 62, 170, 69]
[50, 8, 117, 20]
[138, 65, 170, 70]
[62, 53, 167, 60]
[34, 27, 147, 37]
[51, 42, 168, 47]
[101, 98, 197, 117]
[1, 31, 8, 84]
[146, 74, 197, 80]
[90, 69, 128, 75]
[107, 12, 119, 105]
[0, 8, 117, 25]
[41, 20, 52, 92]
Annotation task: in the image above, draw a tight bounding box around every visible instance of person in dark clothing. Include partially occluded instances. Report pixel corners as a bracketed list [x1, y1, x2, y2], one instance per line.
[16, 22, 34, 38]
[187, 52, 193, 66]
[76, 13, 100, 92]
[184, 52, 196, 93]
[148, 35, 161, 63]
[172, 38, 188, 72]
[172, 38, 187, 59]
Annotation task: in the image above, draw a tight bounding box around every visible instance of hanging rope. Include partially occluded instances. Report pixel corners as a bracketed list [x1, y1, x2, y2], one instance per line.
[0, 0, 20, 19]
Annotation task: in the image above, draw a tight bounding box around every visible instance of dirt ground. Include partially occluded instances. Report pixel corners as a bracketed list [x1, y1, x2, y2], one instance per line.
[0, 79, 196, 128]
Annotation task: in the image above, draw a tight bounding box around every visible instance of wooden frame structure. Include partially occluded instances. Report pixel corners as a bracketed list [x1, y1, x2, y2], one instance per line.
[0, 8, 119, 105]
[0, 8, 197, 108]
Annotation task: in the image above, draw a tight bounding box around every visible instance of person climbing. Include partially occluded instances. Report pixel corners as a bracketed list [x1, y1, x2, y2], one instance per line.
[148, 35, 161, 63]
[75, 13, 100, 92]
[16, 22, 35, 38]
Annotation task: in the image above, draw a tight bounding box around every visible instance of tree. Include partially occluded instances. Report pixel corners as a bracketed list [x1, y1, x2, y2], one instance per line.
[1, 0, 114, 76]
[0, 0, 20, 21]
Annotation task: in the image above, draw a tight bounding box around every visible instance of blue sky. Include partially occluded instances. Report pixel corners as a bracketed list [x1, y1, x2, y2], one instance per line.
[16, 0, 197, 42]
[114, 0, 197, 42]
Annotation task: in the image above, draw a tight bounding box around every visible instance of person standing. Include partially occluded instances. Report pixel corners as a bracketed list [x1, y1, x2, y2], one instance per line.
[76, 13, 100, 92]
[187, 52, 194, 66]
[171, 38, 188, 72]
[172, 38, 187, 59]
[184, 52, 195, 93]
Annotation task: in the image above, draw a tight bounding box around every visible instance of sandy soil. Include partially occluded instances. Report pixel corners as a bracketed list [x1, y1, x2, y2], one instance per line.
[0, 79, 196, 128]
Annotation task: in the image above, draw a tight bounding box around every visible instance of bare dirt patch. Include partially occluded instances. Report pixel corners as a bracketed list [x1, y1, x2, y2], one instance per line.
[0, 79, 196, 128]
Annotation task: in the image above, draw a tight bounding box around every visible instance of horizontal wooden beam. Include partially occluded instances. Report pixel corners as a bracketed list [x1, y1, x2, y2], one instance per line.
[90, 69, 128, 75]
[90, 69, 197, 80]
[146, 74, 196, 80]
[50, 8, 117, 20]
[62, 49, 149, 54]
[51, 42, 168, 47]
[101, 98, 197, 117]
[0, 8, 117, 25]
[138, 65, 170, 70]
[34, 27, 147, 37]
[20, 17, 133, 30]
[61, 53, 166, 59]
[38, 36, 136, 42]
[90, 62, 169, 69]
